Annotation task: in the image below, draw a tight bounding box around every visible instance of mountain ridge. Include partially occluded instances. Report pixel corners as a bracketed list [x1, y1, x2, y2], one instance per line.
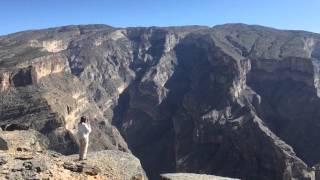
[1, 23, 320, 180]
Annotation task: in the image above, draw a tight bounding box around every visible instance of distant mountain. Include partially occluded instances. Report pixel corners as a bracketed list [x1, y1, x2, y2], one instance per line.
[1, 23, 320, 180]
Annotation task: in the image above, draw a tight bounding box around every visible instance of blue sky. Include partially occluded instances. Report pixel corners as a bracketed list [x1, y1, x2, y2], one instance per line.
[0, 0, 319, 35]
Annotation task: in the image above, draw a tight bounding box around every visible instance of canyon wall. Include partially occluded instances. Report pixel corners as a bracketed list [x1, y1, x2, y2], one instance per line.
[1, 24, 320, 180]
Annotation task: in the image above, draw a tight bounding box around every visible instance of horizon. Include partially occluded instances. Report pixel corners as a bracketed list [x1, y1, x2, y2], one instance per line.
[2, 22, 320, 37]
[0, 0, 319, 35]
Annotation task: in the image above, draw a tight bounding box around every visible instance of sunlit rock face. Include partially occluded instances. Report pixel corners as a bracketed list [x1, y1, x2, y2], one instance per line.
[1, 24, 320, 180]
[0, 25, 128, 155]
[0, 71, 10, 92]
[42, 40, 68, 52]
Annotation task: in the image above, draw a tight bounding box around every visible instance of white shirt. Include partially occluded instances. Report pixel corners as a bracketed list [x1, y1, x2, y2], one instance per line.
[77, 122, 92, 139]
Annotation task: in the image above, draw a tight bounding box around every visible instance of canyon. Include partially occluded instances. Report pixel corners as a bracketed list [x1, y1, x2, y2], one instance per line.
[1, 23, 320, 180]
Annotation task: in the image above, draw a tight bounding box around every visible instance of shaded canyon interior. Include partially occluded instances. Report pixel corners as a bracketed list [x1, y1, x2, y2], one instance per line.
[1, 23, 320, 180]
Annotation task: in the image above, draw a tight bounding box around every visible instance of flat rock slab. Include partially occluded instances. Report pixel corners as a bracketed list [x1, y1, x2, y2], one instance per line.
[161, 173, 240, 180]
[63, 162, 101, 176]
[64, 150, 147, 179]
[0, 150, 147, 180]
[14, 155, 33, 160]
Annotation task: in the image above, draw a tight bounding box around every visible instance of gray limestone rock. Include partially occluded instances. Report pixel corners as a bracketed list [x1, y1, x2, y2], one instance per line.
[161, 173, 240, 180]
[1, 24, 320, 180]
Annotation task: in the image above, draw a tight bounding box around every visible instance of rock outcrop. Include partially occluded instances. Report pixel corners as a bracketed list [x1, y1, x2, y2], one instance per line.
[161, 173, 240, 180]
[0, 130, 48, 151]
[1, 24, 320, 180]
[0, 130, 146, 180]
[0, 26, 129, 154]
[0, 149, 146, 180]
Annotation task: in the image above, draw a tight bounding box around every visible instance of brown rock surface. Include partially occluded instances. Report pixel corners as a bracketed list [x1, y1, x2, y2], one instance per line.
[0, 129, 146, 180]
[0, 149, 146, 180]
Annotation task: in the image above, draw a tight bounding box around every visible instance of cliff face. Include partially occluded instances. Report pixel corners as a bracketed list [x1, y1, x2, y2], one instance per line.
[1, 24, 320, 180]
[0, 25, 129, 155]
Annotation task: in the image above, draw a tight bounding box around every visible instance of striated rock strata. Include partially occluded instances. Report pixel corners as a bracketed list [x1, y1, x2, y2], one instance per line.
[1, 24, 320, 180]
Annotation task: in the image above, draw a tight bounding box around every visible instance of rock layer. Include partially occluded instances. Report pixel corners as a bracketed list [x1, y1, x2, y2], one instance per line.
[1, 24, 320, 180]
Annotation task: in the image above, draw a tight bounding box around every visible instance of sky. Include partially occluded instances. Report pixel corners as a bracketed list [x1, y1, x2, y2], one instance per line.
[0, 0, 319, 35]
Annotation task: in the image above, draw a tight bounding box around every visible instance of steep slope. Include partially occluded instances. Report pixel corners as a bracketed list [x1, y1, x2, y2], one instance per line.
[0, 25, 129, 155]
[1, 24, 320, 180]
[212, 24, 320, 165]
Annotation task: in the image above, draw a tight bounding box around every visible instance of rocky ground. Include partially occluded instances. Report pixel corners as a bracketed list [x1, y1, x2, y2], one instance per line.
[0, 130, 146, 180]
[0, 150, 146, 180]
[160, 173, 239, 180]
[1, 23, 320, 180]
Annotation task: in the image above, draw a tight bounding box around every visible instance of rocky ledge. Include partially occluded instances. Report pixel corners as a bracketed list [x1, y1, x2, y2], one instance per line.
[0, 130, 147, 180]
[161, 173, 240, 180]
[0, 149, 147, 180]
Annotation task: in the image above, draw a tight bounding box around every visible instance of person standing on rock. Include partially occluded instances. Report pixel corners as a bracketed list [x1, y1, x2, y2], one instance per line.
[77, 116, 92, 160]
